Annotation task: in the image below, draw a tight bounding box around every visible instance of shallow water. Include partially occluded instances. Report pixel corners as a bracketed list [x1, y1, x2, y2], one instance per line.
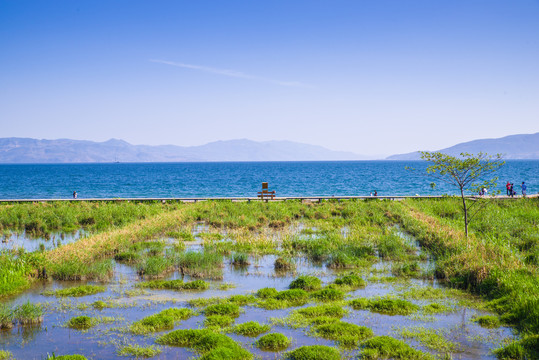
[0, 230, 85, 252]
[0, 228, 514, 359]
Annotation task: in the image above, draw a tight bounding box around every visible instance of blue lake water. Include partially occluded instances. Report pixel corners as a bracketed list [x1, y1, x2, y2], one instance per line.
[0, 161, 536, 199]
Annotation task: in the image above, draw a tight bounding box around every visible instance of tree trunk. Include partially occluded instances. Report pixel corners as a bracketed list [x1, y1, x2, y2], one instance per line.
[460, 187, 468, 238]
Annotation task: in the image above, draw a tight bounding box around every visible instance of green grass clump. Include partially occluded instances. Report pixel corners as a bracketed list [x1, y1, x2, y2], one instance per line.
[114, 250, 141, 262]
[422, 303, 451, 314]
[67, 316, 94, 330]
[131, 308, 193, 334]
[361, 336, 433, 359]
[91, 300, 111, 310]
[472, 315, 501, 328]
[44, 284, 105, 297]
[256, 333, 291, 351]
[349, 297, 419, 316]
[494, 334, 539, 360]
[204, 303, 241, 318]
[289, 276, 322, 291]
[0, 350, 13, 360]
[117, 344, 162, 358]
[156, 329, 252, 359]
[296, 304, 345, 318]
[285, 345, 340, 360]
[392, 261, 421, 278]
[314, 320, 373, 347]
[399, 327, 459, 353]
[138, 279, 209, 291]
[377, 232, 416, 260]
[275, 289, 309, 304]
[333, 274, 366, 288]
[0, 304, 15, 329]
[15, 301, 43, 325]
[47, 355, 88, 360]
[204, 315, 235, 329]
[231, 252, 250, 266]
[49, 259, 114, 281]
[177, 251, 223, 279]
[230, 321, 271, 337]
[256, 287, 278, 299]
[310, 288, 345, 302]
[274, 257, 296, 271]
[226, 294, 257, 306]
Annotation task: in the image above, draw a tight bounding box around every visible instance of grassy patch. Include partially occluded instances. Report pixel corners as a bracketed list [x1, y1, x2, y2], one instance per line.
[204, 315, 235, 329]
[131, 308, 193, 334]
[361, 335, 434, 359]
[43, 284, 105, 297]
[0, 350, 13, 360]
[314, 320, 373, 347]
[289, 276, 322, 291]
[285, 345, 340, 360]
[274, 257, 296, 271]
[399, 327, 459, 353]
[156, 329, 252, 359]
[15, 301, 43, 325]
[117, 344, 162, 358]
[137, 279, 209, 291]
[310, 288, 345, 302]
[67, 316, 94, 330]
[177, 251, 224, 279]
[333, 273, 366, 288]
[296, 304, 346, 318]
[349, 297, 419, 316]
[230, 321, 271, 337]
[472, 315, 501, 328]
[422, 303, 451, 314]
[204, 303, 241, 318]
[494, 335, 539, 360]
[256, 333, 291, 351]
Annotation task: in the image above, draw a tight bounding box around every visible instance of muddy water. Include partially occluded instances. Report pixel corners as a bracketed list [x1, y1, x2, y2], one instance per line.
[0, 229, 515, 359]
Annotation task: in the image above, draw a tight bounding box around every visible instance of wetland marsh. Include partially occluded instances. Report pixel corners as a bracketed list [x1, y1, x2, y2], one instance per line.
[0, 199, 537, 359]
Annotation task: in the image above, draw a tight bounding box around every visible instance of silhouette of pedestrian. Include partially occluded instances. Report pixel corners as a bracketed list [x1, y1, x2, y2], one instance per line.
[73, 191, 77, 199]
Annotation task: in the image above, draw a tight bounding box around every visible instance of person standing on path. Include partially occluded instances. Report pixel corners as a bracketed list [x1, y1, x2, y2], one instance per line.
[506, 181, 511, 196]
[521, 182, 527, 197]
[73, 191, 77, 199]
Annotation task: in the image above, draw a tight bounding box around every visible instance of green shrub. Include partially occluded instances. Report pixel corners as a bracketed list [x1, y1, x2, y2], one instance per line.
[256, 333, 291, 351]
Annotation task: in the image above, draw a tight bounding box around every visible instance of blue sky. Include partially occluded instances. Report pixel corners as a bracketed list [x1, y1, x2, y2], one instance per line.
[1, 1, 538, 156]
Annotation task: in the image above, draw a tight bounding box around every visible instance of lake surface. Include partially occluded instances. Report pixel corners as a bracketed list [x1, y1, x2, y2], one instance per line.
[0, 160, 536, 199]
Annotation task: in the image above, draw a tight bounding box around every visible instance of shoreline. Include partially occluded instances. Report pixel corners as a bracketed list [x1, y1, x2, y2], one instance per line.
[0, 194, 536, 203]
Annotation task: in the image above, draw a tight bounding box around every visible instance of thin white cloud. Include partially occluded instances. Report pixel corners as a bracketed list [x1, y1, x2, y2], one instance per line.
[150, 59, 312, 88]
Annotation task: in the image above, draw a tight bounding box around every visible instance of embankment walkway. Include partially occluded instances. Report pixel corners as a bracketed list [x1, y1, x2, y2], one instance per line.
[0, 195, 536, 203]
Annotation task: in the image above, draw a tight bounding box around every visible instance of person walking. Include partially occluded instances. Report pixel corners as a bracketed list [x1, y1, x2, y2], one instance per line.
[521, 182, 527, 197]
[73, 191, 77, 199]
[510, 183, 515, 197]
[506, 181, 511, 196]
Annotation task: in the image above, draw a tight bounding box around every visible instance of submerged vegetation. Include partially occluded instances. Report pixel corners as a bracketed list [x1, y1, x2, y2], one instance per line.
[0, 198, 537, 358]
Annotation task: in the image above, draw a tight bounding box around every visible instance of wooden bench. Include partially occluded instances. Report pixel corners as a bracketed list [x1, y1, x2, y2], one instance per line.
[257, 182, 276, 200]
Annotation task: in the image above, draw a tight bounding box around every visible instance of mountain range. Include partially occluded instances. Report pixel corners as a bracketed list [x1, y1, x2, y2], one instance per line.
[386, 132, 539, 160]
[0, 138, 367, 163]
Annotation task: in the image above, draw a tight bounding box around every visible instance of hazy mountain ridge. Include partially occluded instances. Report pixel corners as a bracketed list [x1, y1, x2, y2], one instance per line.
[386, 133, 539, 160]
[0, 138, 367, 163]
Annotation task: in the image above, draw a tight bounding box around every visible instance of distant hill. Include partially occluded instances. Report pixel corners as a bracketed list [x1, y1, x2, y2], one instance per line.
[0, 138, 368, 163]
[387, 133, 539, 160]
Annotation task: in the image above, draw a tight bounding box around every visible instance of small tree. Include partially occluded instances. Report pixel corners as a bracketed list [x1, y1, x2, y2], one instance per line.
[418, 151, 504, 237]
